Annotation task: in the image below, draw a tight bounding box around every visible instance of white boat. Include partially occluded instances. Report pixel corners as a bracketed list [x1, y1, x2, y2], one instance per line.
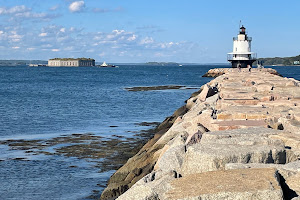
[99, 61, 116, 67]
[100, 61, 108, 67]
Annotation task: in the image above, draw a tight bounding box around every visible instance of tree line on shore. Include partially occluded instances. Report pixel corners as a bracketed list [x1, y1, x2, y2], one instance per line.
[255, 54, 300, 66]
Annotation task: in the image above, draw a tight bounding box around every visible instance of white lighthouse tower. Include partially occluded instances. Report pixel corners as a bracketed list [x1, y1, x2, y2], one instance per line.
[227, 25, 257, 68]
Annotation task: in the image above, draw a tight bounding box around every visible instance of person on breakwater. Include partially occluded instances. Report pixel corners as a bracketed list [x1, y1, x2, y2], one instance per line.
[238, 63, 241, 72]
[247, 64, 252, 72]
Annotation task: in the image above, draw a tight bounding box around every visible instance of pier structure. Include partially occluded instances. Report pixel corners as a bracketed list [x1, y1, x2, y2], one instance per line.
[48, 58, 95, 67]
[227, 25, 257, 68]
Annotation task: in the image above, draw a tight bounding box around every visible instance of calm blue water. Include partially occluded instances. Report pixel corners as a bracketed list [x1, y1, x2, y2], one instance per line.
[0, 64, 299, 200]
[0, 64, 214, 200]
[0, 65, 214, 139]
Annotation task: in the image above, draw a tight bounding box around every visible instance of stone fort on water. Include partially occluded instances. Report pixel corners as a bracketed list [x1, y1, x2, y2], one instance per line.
[48, 58, 95, 67]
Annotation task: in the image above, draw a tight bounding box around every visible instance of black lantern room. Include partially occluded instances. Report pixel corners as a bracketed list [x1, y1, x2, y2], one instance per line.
[239, 26, 246, 34]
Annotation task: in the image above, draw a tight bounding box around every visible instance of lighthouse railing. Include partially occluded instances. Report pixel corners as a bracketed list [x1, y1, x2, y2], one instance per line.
[227, 53, 257, 61]
[233, 36, 252, 41]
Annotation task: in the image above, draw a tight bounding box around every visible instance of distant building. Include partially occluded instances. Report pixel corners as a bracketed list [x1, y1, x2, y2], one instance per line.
[48, 58, 95, 67]
[294, 61, 300, 65]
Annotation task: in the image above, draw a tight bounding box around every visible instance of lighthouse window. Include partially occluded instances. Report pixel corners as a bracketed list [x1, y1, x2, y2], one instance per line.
[236, 48, 237, 51]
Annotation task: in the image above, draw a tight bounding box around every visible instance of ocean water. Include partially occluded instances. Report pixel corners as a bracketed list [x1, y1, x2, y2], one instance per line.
[0, 64, 214, 200]
[0, 64, 299, 200]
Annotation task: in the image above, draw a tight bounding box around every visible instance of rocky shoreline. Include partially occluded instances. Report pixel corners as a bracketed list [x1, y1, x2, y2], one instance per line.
[101, 68, 300, 200]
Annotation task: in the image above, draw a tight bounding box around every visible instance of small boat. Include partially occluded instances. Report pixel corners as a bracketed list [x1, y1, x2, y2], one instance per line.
[99, 61, 116, 67]
[100, 61, 108, 67]
[28, 64, 47, 67]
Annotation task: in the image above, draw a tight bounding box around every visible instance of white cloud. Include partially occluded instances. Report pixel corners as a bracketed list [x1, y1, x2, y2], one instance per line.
[159, 42, 177, 49]
[0, 5, 28, 15]
[127, 34, 137, 41]
[112, 30, 125, 35]
[69, 1, 85, 13]
[9, 31, 23, 42]
[0, 5, 58, 21]
[140, 37, 154, 44]
[0, 23, 200, 62]
[39, 32, 47, 37]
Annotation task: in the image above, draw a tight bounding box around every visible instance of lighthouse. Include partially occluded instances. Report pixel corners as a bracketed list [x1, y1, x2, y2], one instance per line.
[227, 25, 257, 68]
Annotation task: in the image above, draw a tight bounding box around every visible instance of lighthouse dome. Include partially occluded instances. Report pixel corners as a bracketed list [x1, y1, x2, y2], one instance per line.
[240, 26, 246, 34]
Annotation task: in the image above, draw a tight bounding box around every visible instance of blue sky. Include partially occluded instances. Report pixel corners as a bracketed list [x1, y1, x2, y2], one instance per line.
[0, 0, 299, 63]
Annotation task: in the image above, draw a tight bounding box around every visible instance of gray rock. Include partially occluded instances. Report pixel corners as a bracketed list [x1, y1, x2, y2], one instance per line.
[201, 127, 283, 143]
[118, 170, 179, 200]
[283, 160, 300, 172]
[156, 145, 186, 172]
[225, 163, 281, 170]
[181, 128, 286, 175]
[116, 185, 159, 200]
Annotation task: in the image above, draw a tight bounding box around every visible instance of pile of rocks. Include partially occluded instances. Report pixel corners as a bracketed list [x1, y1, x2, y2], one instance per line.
[101, 68, 300, 200]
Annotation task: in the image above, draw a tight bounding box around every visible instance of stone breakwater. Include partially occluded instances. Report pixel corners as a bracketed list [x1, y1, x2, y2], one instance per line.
[101, 68, 300, 200]
[202, 68, 281, 78]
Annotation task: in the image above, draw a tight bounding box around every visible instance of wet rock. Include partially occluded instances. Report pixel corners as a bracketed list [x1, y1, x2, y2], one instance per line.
[135, 122, 161, 127]
[12, 157, 27, 160]
[125, 85, 185, 91]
